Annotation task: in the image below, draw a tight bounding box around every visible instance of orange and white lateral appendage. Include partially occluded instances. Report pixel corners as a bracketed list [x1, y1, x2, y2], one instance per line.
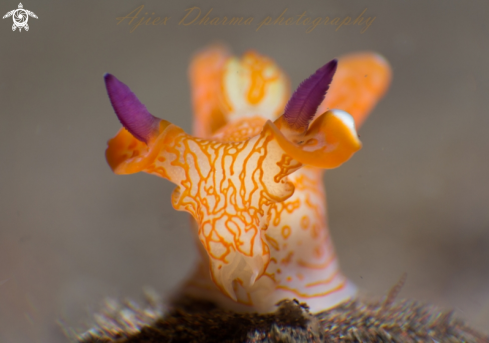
[105, 46, 391, 313]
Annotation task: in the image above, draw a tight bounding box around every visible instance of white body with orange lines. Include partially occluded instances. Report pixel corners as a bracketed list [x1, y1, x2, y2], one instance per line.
[104, 45, 391, 314]
[176, 46, 391, 313]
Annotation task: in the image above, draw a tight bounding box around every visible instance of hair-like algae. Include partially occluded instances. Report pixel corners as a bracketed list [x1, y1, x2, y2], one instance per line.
[77, 293, 488, 343]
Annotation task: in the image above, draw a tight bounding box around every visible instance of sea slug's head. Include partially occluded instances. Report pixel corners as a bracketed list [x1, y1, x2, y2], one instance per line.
[103, 52, 377, 301]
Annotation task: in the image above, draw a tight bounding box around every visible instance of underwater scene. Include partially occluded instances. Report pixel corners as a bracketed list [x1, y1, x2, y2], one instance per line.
[1, 1, 489, 342]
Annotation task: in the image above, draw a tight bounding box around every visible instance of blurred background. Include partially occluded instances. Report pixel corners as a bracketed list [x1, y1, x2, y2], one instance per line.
[1, 0, 489, 341]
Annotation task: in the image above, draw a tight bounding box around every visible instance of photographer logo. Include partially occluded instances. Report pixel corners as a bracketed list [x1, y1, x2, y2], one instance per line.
[3, 3, 38, 32]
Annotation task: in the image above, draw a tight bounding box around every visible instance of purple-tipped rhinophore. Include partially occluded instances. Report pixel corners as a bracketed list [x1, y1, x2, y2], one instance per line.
[283, 59, 337, 131]
[104, 74, 160, 144]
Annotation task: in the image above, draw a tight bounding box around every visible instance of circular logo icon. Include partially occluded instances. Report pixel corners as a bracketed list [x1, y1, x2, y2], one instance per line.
[13, 9, 28, 27]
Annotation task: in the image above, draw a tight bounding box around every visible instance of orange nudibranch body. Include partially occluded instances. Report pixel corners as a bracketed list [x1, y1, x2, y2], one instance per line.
[105, 45, 391, 313]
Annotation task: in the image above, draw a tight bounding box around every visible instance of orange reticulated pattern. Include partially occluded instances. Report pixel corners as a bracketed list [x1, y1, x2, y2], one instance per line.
[220, 51, 289, 122]
[182, 48, 390, 312]
[107, 109, 361, 301]
[106, 47, 391, 312]
[265, 166, 349, 302]
[191, 48, 289, 139]
[212, 116, 267, 143]
[155, 126, 298, 299]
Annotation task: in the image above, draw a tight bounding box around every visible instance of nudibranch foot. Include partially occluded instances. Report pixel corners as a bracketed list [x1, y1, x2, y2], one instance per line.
[178, 262, 357, 313]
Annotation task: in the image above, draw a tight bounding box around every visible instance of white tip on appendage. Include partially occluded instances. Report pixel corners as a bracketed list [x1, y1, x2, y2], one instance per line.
[330, 109, 357, 134]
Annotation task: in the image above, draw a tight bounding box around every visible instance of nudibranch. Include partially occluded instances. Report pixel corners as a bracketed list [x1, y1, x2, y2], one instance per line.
[104, 46, 391, 313]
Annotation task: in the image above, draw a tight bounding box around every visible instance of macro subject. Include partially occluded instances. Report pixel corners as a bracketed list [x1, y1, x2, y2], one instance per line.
[104, 45, 391, 314]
